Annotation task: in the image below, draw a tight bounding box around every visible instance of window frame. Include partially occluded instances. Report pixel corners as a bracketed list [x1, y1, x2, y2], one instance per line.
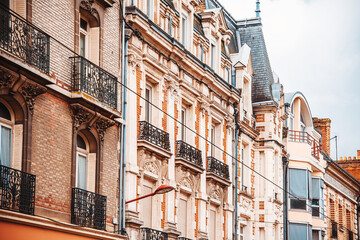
[79, 17, 89, 58]
[289, 168, 312, 211]
[0, 102, 13, 168]
[76, 134, 89, 190]
[145, 85, 152, 123]
[180, 106, 186, 141]
[181, 14, 188, 47]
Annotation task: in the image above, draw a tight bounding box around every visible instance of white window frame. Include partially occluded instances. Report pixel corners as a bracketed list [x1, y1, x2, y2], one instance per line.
[76, 136, 89, 190]
[0, 121, 12, 168]
[181, 14, 188, 47]
[181, 106, 186, 141]
[147, 0, 154, 20]
[79, 18, 89, 58]
[211, 42, 216, 69]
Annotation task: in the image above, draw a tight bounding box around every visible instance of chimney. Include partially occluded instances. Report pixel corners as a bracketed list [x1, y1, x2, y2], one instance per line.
[357, 150, 360, 159]
[313, 117, 331, 157]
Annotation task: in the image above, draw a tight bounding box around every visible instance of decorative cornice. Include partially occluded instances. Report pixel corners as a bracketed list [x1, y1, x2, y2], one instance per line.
[20, 82, 47, 115]
[0, 68, 16, 88]
[95, 117, 115, 142]
[70, 104, 93, 131]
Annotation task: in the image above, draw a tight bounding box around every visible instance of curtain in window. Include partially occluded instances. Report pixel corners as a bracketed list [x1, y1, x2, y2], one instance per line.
[77, 154, 87, 190]
[289, 223, 308, 240]
[0, 126, 11, 167]
[290, 169, 307, 199]
[308, 173, 312, 199]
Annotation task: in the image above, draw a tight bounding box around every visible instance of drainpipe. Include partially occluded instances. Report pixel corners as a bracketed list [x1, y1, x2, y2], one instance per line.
[357, 195, 360, 240]
[119, 0, 128, 235]
[233, 103, 239, 240]
[282, 155, 289, 240]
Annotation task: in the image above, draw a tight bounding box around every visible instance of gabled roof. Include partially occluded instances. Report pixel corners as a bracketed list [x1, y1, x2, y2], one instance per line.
[238, 18, 274, 103]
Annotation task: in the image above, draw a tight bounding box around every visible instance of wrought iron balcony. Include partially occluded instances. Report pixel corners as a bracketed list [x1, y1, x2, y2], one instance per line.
[288, 130, 321, 159]
[0, 6, 50, 73]
[176, 140, 202, 167]
[70, 56, 118, 109]
[71, 187, 107, 230]
[0, 164, 36, 215]
[349, 230, 354, 240]
[138, 121, 170, 152]
[331, 222, 338, 239]
[141, 227, 168, 240]
[207, 156, 230, 180]
[178, 238, 192, 240]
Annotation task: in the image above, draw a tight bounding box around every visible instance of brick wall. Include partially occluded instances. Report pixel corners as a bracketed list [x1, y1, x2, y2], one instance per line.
[312, 117, 331, 157]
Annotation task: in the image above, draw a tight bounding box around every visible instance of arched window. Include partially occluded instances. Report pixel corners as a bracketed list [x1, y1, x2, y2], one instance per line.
[0, 102, 12, 167]
[75, 132, 97, 192]
[79, 8, 100, 64]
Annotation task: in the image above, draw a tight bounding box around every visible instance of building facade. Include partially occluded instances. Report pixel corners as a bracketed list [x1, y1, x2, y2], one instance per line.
[0, 0, 126, 239]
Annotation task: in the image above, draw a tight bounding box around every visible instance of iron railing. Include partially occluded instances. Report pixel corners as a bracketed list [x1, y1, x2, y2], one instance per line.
[207, 156, 230, 180]
[176, 140, 202, 167]
[138, 121, 170, 151]
[0, 6, 50, 73]
[288, 130, 321, 159]
[141, 227, 168, 240]
[178, 238, 192, 240]
[349, 230, 354, 240]
[71, 187, 107, 230]
[0, 165, 36, 215]
[70, 56, 118, 109]
[331, 222, 338, 239]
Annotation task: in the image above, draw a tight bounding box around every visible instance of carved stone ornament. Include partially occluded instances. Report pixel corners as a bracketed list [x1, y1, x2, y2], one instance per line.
[138, 149, 168, 178]
[80, 0, 98, 17]
[70, 104, 93, 131]
[224, 115, 234, 129]
[20, 82, 47, 115]
[239, 196, 252, 217]
[207, 181, 224, 202]
[0, 68, 16, 88]
[198, 97, 210, 115]
[95, 117, 115, 142]
[175, 166, 200, 193]
[274, 204, 281, 218]
[164, 76, 179, 97]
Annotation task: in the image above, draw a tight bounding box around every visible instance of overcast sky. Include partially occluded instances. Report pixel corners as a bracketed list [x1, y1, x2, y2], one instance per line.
[219, 0, 360, 159]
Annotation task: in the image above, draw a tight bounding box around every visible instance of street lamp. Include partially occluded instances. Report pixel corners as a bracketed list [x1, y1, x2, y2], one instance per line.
[125, 184, 174, 204]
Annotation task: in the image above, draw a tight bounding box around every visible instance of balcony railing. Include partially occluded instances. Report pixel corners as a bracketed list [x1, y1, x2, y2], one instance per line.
[141, 227, 168, 240]
[207, 156, 230, 180]
[138, 121, 170, 152]
[70, 56, 118, 109]
[331, 222, 338, 239]
[176, 140, 202, 167]
[0, 164, 36, 215]
[178, 238, 192, 240]
[349, 230, 354, 240]
[288, 130, 321, 159]
[0, 6, 50, 73]
[71, 187, 107, 230]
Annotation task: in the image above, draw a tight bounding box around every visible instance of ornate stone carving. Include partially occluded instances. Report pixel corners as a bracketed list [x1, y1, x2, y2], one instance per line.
[138, 149, 168, 178]
[239, 196, 252, 218]
[0, 68, 16, 88]
[224, 115, 234, 129]
[95, 117, 115, 142]
[80, 0, 99, 18]
[207, 181, 224, 203]
[198, 97, 210, 115]
[164, 76, 179, 97]
[175, 166, 200, 193]
[20, 82, 47, 115]
[70, 104, 93, 131]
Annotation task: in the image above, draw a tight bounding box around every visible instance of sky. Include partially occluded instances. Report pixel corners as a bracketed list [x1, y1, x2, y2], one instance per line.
[219, 0, 360, 160]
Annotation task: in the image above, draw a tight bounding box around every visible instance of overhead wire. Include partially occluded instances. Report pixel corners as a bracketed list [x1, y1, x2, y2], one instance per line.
[0, 1, 354, 234]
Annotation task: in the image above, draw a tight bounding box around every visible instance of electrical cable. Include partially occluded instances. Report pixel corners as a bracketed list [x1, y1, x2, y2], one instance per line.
[0, 2, 355, 234]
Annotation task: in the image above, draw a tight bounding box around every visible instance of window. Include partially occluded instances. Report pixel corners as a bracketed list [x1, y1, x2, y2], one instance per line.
[0, 102, 12, 167]
[142, 185, 153, 227]
[339, 203, 343, 227]
[312, 178, 324, 218]
[169, 16, 172, 36]
[147, 0, 153, 20]
[180, 107, 186, 141]
[289, 169, 312, 210]
[145, 85, 152, 123]
[200, 44, 204, 62]
[289, 223, 312, 240]
[178, 195, 188, 237]
[79, 18, 88, 57]
[181, 15, 187, 47]
[227, 68, 230, 84]
[209, 208, 216, 240]
[221, 40, 226, 55]
[211, 43, 216, 69]
[76, 135, 88, 190]
[312, 229, 321, 240]
[239, 226, 244, 240]
[210, 125, 215, 157]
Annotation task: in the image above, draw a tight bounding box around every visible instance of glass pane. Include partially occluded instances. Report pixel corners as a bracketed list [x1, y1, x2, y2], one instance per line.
[77, 154, 87, 189]
[290, 223, 308, 240]
[0, 125, 11, 167]
[308, 172, 312, 199]
[80, 33, 86, 57]
[145, 88, 151, 122]
[312, 230, 320, 240]
[290, 169, 307, 199]
[181, 109, 186, 141]
[0, 102, 11, 121]
[291, 199, 307, 210]
[77, 135, 86, 150]
[312, 178, 320, 199]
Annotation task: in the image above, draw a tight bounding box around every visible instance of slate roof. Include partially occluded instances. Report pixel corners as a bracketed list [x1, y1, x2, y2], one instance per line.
[161, 0, 176, 12]
[194, 14, 205, 36]
[238, 18, 274, 103]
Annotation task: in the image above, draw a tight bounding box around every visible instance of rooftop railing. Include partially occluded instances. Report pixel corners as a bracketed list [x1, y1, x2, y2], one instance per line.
[288, 130, 321, 159]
